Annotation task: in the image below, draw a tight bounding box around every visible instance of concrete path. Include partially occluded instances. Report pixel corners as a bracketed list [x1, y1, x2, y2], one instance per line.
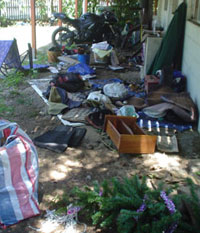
[0, 24, 58, 54]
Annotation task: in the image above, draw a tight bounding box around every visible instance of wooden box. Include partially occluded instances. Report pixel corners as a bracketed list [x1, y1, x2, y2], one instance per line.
[144, 75, 160, 94]
[104, 115, 157, 154]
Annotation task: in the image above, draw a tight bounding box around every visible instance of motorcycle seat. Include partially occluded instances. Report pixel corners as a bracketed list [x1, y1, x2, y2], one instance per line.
[53, 12, 67, 20]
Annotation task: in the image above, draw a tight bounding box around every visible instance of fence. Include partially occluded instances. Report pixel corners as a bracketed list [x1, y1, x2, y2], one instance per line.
[0, 0, 59, 21]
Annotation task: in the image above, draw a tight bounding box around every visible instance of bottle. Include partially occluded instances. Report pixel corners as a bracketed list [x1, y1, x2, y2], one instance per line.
[139, 119, 143, 128]
[165, 125, 168, 135]
[148, 120, 152, 132]
[156, 121, 160, 133]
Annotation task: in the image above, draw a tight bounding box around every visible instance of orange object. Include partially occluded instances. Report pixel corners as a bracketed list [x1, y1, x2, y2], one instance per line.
[104, 115, 157, 154]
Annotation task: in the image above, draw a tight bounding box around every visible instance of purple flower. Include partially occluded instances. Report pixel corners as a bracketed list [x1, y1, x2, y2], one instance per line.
[165, 223, 178, 233]
[160, 191, 176, 214]
[137, 203, 146, 213]
[134, 196, 147, 221]
[160, 191, 178, 233]
[67, 206, 81, 215]
[99, 190, 103, 196]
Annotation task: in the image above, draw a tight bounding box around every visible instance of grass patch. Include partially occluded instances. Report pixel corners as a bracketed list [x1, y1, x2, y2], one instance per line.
[16, 97, 26, 105]
[0, 98, 14, 115]
[9, 90, 21, 97]
[28, 110, 39, 118]
[2, 71, 25, 88]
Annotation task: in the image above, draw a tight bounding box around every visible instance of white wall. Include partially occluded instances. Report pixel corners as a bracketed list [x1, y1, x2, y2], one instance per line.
[157, 0, 200, 130]
[182, 21, 200, 131]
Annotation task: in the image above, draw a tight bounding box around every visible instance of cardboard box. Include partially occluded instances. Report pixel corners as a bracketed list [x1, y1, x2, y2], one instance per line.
[144, 75, 160, 94]
[104, 115, 157, 154]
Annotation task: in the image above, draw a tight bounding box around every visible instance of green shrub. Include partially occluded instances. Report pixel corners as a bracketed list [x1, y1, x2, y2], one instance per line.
[73, 175, 181, 233]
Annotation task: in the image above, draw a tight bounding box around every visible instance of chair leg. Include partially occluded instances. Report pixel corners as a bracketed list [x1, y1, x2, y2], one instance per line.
[28, 43, 33, 69]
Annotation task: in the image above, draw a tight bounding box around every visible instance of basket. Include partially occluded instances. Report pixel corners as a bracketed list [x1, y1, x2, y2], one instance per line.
[48, 49, 62, 63]
[93, 52, 110, 64]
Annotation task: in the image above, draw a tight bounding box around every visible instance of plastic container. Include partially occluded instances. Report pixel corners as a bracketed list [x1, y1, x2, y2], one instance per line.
[78, 54, 90, 65]
[93, 52, 110, 64]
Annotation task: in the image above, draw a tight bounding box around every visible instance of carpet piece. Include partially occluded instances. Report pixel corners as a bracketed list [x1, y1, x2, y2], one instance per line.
[33, 125, 86, 152]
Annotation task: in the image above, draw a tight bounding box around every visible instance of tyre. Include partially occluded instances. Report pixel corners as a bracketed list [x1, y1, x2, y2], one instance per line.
[103, 25, 121, 48]
[52, 27, 74, 48]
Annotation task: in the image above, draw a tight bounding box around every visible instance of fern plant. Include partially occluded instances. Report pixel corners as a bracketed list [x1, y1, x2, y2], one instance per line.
[176, 178, 200, 233]
[72, 175, 181, 233]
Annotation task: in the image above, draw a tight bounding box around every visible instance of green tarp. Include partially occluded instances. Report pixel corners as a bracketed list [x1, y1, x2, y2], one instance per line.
[148, 2, 187, 75]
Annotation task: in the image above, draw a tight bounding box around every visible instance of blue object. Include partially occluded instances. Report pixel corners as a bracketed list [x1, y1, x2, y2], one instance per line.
[137, 111, 192, 132]
[78, 54, 90, 65]
[67, 63, 95, 75]
[23, 64, 49, 70]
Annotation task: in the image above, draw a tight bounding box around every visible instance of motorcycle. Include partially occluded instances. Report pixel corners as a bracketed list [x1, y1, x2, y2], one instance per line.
[51, 10, 120, 48]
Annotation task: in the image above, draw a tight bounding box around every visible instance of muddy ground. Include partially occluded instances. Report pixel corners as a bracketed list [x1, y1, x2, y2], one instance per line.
[1, 65, 200, 233]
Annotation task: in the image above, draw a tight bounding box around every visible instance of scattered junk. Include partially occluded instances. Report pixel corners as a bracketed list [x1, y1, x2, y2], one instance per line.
[29, 33, 198, 155]
[27, 1, 197, 157]
[2, 1, 200, 231]
[29, 205, 87, 233]
[0, 119, 40, 227]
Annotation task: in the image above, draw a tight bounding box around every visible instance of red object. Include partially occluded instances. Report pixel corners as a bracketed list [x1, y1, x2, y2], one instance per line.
[144, 75, 160, 94]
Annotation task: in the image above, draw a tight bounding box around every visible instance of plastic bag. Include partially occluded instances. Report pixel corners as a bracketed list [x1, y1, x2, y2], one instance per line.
[87, 91, 111, 104]
[103, 83, 128, 99]
[67, 63, 95, 75]
[117, 105, 139, 118]
[0, 119, 40, 227]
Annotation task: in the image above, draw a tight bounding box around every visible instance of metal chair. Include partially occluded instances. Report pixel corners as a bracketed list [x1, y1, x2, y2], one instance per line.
[0, 39, 33, 77]
[0, 39, 49, 77]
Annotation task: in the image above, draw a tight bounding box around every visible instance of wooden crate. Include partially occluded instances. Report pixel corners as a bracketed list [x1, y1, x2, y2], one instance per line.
[104, 115, 157, 154]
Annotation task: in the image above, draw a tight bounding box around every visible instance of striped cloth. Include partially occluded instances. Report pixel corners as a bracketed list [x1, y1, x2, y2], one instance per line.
[0, 119, 40, 227]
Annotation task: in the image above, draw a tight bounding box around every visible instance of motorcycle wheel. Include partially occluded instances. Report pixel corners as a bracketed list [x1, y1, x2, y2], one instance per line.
[103, 26, 121, 48]
[52, 27, 74, 48]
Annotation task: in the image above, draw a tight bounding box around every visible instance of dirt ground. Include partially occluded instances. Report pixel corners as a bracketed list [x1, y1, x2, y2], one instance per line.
[1, 25, 200, 232]
[1, 65, 200, 233]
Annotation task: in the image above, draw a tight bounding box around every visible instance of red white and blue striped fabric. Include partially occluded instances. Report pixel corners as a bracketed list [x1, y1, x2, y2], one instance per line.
[0, 119, 40, 227]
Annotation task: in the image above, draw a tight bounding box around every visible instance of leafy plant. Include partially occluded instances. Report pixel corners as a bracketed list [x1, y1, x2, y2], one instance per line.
[2, 71, 25, 88]
[35, 0, 48, 21]
[49, 193, 70, 215]
[0, 97, 14, 115]
[111, 0, 141, 26]
[176, 178, 200, 233]
[73, 175, 181, 233]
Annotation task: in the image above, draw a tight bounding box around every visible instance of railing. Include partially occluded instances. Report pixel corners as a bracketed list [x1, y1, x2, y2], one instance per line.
[0, 0, 59, 21]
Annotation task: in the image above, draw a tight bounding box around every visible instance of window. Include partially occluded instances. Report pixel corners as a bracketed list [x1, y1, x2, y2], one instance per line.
[164, 0, 168, 11]
[172, 0, 178, 13]
[195, 0, 200, 23]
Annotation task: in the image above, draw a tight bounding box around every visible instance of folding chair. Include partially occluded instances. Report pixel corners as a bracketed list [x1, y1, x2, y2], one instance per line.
[0, 39, 48, 77]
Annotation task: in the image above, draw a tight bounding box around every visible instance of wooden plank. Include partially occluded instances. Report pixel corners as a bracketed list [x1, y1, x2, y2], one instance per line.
[119, 119, 134, 135]
[106, 120, 120, 149]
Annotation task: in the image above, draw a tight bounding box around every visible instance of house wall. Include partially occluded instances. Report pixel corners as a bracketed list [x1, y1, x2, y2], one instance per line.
[157, 0, 200, 130]
[182, 21, 200, 131]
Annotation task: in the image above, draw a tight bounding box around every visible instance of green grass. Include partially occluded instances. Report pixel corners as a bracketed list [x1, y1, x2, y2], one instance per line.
[0, 97, 14, 115]
[1, 71, 25, 88]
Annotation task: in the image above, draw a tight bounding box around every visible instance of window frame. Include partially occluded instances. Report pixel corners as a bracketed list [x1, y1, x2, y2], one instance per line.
[194, 0, 200, 23]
